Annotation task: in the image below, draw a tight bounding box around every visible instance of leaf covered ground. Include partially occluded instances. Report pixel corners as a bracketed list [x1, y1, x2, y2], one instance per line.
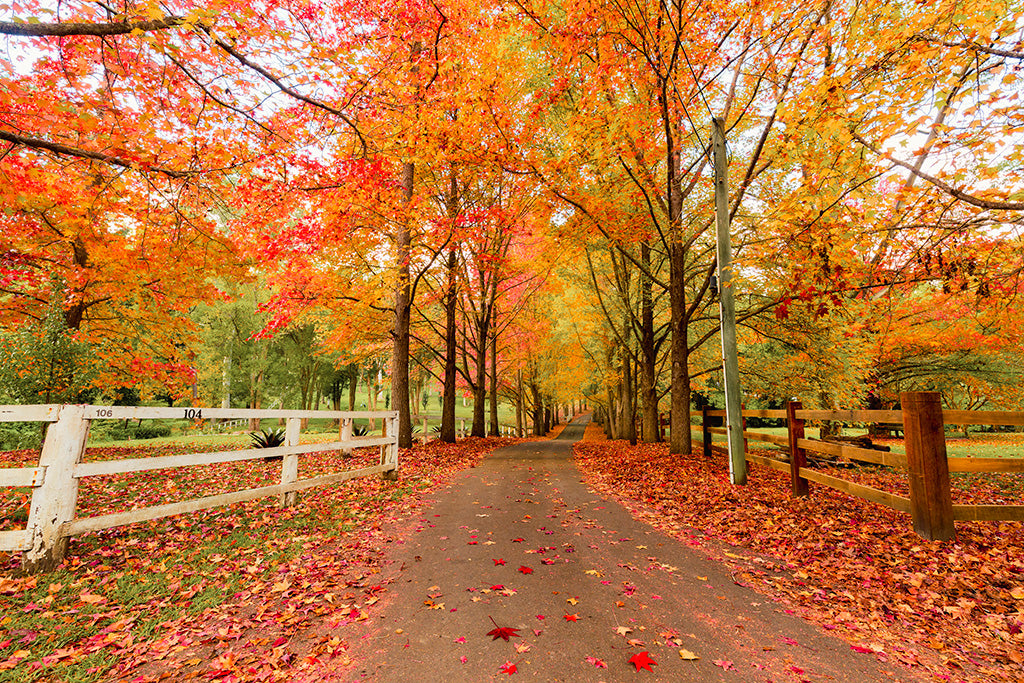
[573, 432, 1024, 683]
[0, 437, 517, 682]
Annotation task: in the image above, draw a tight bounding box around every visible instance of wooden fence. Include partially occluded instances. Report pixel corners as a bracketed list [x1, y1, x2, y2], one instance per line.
[692, 392, 1024, 541]
[0, 404, 399, 572]
[413, 414, 525, 440]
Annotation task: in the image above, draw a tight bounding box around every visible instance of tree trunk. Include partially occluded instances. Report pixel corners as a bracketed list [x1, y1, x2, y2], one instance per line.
[488, 328, 499, 436]
[622, 349, 637, 445]
[530, 381, 543, 436]
[515, 369, 523, 437]
[471, 315, 488, 437]
[347, 364, 358, 411]
[440, 248, 459, 442]
[669, 239, 691, 453]
[662, 68, 691, 454]
[391, 159, 414, 448]
[606, 382, 619, 439]
[640, 241, 659, 442]
[368, 373, 377, 431]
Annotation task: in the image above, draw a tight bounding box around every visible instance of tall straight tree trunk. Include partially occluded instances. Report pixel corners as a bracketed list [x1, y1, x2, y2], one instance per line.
[471, 315, 488, 437]
[621, 349, 637, 445]
[661, 71, 691, 455]
[391, 41, 422, 451]
[530, 381, 543, 436]
[515, 369, 523, 437]
[440, 247, 459, 443]
[347, 364, 358, 411]
[488, 328, 499, 436]
[669, 240, 691, 453]
[640, 241, 659, 442]
[391, 159, 414, 449]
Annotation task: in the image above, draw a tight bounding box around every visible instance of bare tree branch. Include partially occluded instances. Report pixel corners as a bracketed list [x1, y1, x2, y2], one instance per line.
[0, 129, 189, 178]
[0, 16, 183, 37]
[853, 133, 1024, 211]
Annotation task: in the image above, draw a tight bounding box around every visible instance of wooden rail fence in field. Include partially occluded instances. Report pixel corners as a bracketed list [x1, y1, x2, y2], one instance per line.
[692, 392, 1024, 541]
[0, 404, 399, 572]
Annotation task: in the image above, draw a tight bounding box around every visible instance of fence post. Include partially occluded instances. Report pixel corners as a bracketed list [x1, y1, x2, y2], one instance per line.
[701, 407, 712, 458]
[902, 391, 955, 541]
[422, 416, 429, 444]
[459, 418, 465, 438]
[279, 417, 301, 507]
[383, 415, 399, 481]
[23, 404, 90, 572]
[787, 401, 808, 497]
[340, 417, 353, 457]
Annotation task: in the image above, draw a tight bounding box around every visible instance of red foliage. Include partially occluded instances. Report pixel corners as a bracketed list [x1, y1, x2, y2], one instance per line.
[574, 441, 1024, 681]
[486, 616, 521, 642]
[628, 650, 656, 672]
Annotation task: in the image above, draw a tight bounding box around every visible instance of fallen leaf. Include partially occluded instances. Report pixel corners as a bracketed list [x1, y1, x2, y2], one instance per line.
[486, 616, 521, 642]
[585, 655, 608, 668]
[629, 651, 657, 672]
[679, 648, 699, 661]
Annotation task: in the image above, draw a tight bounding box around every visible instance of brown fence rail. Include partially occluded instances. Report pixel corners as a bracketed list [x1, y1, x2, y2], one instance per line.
[692, 392, 1023, 540]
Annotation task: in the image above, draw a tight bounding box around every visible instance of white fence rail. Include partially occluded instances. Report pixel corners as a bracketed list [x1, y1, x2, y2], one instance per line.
[414, 414, 525, 439]
[0, 404, 399, 572]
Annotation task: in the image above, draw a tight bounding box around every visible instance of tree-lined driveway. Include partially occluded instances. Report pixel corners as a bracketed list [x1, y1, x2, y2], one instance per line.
[338, 416, 916, 682]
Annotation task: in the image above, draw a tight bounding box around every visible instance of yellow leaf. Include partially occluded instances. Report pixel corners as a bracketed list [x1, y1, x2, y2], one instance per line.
[679, 649, 700, 660]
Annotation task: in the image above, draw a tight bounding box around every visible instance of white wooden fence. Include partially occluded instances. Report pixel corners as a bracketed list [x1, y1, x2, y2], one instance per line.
[414, 414, 524, 440]
[0, 404, 399, 572]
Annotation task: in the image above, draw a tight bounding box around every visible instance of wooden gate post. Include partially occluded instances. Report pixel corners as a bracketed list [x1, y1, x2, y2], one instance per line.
[23, 404, 90, 572]
[340, 417, 353, 457]
[786, 401, 808, 497]
[382, 415, 399, 481]
[279, 417, 301, 507]
[701, 407, 712, 458]
[902, 392, 955, 541]
[422, 416, 429, 444]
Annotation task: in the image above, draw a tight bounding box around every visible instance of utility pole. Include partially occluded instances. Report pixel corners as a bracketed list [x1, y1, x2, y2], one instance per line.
[713, 117, 747, 485]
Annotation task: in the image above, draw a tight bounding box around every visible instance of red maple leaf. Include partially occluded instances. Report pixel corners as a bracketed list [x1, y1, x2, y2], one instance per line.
[629, 651, 656, 672]
[564, 613, 579, 622]
[486, 616, 521, 642]
[499, 661, 517, 675]
[512, 537, 525, 542]
[494, 558, 506, 566]
[518, 566, 533, 574]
